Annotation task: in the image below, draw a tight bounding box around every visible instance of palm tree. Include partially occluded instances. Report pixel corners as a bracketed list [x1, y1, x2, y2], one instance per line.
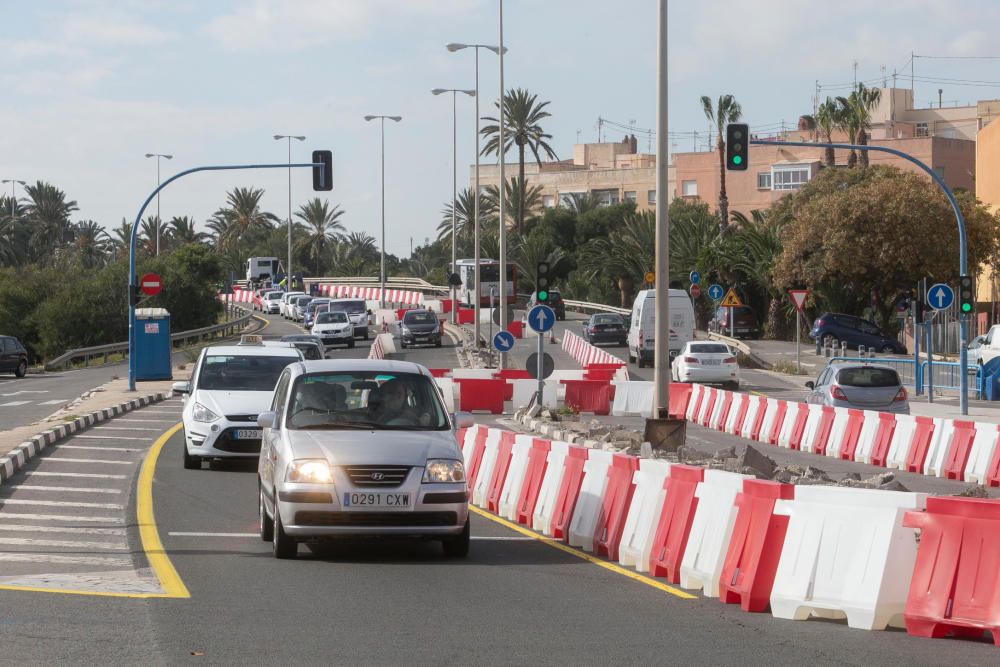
[71, 220, 111, 268]
[0, 195, 27, 267]
[294, 198, 345, 275]
[437, 187, 498, 255]
[839, 84, 882, 168]
[23, 181, 78, 261]
[579, 211, 655, 307]
[211, 187, 278, 250]
[167, 216, 208, 245]
[700, 94, 743, 235]
[485, 179, 543, 230]
[562, 192, 602, 216]
[138, 216, 159, 257]
[511, 234, 566, 292]
[805, 98, 843, 168]
[726, 210, 785, 336]
[109, 218, 133, 261]
[480, 88, 558, 235]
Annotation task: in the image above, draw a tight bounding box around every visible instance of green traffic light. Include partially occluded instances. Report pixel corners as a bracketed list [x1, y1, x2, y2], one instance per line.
[538, 290, 548, 302]
[732, 155, 742, 165]
[962, 303, 972, 312]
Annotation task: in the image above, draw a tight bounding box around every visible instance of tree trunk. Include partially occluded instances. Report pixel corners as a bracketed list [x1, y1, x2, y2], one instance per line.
[765, 297, 784, 339]
[617, 275, 634, 309]
[717, 140, 728, 236]
[517, 143, 526, 236]
[857, 129, 869, 168]
[824, 145, 835, 168]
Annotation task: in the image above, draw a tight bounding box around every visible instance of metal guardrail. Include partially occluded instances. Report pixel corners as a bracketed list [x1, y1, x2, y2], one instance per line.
[43, 305, 256, 371]
[562, 299, 630, 316]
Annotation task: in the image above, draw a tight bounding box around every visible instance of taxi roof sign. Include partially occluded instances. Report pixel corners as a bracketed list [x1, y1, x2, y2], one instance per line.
[239, 334, 264, 345]
[720, 288, 743, 308]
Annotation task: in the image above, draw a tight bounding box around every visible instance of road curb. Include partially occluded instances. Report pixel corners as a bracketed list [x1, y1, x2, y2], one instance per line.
[0, 391, 173, 486]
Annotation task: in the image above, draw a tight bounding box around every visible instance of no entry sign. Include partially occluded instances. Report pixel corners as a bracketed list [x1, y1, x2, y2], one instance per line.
[139, 273, 162, 297]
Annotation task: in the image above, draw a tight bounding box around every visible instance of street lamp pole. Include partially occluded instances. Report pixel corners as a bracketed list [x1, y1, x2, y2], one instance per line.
[432, 88, 476, 325]
[144, 153, 172, 255]
[364, 115, 402, 308]
[273, 135, 306, 289]
[497, 0, 508, 369]
[446, 42, 507, 348]
[2, 179, 26, 218]
[653, 0, 671, 419]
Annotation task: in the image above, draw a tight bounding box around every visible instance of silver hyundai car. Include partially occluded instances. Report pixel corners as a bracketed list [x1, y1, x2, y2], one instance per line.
[257, 359, 475, 559]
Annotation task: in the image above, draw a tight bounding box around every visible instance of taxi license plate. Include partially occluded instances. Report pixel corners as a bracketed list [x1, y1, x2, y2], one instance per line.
[702, 359, 721, 366]
[344, 492, 411, 508]
[235, 429, 262, 439]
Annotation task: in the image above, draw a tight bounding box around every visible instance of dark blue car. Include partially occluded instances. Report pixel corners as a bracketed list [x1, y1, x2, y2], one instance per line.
[810, 313, 906, 354]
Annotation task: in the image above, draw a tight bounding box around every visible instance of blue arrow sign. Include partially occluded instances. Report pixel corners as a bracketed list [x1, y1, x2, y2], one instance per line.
[493, 330, 515, 352]
[928, 283, 954, 311]
[689, 270, 701, 285]
[708, 283, 724, 301]
[527, 305, 556, 333]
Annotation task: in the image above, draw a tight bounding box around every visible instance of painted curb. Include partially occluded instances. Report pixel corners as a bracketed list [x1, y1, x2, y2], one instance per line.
[0, 391, 172, 486]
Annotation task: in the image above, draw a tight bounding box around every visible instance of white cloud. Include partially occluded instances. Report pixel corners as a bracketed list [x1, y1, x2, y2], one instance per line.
[57, 12, 176, 46]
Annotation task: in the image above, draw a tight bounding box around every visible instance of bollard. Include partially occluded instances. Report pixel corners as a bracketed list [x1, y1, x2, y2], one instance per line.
[859, 345, 867, 359]
[840, 341, 848, 358]
[815, 337, 821, 355]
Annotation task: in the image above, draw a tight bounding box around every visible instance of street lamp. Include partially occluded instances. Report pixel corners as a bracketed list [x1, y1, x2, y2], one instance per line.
[273, 135, 306, 289]
[432, 87, 476, 325]
[364, 115, 402, 309]
[144, 153, 173, 255]
[1, 179, 26, 218]
[446, 41, 507, 347]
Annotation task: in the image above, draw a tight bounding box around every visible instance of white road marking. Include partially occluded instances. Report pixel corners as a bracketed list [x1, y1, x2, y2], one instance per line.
[114, 419, 178, 423]
[73, 435, 150, 441]
[471, 536, 534, 541]
[168, 532, 257, 537]
[0, 390, 48, 397]
[90, 426, 160, 432]
[0, 401, 31, 407]
[59, 445, 139, 453]
[0, 499, 123, 510]
[0, 553, 130, 566]
[14, 485, 121, 494]
[0, 524, 126, 536]
[0, 512, 124, 524]
[0, 536, 127, 550]
[38, 399, 70, 405]
[27, 471, 128, 480]
[41, 457, 133, 465]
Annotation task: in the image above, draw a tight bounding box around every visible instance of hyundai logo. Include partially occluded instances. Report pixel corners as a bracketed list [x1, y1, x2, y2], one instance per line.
[370, 472, 385, 481]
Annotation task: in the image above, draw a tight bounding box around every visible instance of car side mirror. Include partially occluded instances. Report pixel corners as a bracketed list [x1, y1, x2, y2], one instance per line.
[257, 411, 276, 429]
[804, 381, 815, 390]
[172, 381, 191, 394]
[453, 411, 475, 429]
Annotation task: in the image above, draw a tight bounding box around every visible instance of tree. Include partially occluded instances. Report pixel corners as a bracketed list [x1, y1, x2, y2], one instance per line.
[562, 192, 601, 217]
[803, 98, 844, 168]
[700, 94, 743, 235]
[726, 210, 786, 337]
[71, 220, 111, 269]
[23, 181, 78, 261]
[211, 187, 278, 250]
[168, 216, 208, 245]
[294, 198, 346, 275]
[511, 234, 566, 293]
[485, 179, 543, 230]
[437, 187, 497, 256]
[840, 84, 882, 168]
[578, 211, 655, 308]
[480, 88, 558, 235]
[0, 195, 28, 267]
[138, 216, 160, 257]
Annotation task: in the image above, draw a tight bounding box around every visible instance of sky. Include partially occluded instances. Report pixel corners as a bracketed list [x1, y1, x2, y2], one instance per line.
[4, 0, 1000, 258]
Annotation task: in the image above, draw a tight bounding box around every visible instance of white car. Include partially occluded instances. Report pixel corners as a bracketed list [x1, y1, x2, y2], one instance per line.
[256, 359, 475, 559]
[329, 298, 370, 340]
[290, 296, 313, 322]
[279, 291, 304, 319]
[263, 291, 284, 315]
[312, 311, 356, 348]
[670, 341, 740, 389]
[173, 335, 302, 470]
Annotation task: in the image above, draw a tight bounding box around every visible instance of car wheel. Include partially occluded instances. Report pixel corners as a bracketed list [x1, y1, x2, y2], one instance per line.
[400, 341, 407, 349]
[435, 339, 442, 347]
[272, 506, 297, 559]
[880, 344, 895, 353]
[347, 340, 355, 349]
[259, 483, 274, 542]
[726, 381, 740, 390]
[183, 444, 201, 470]
[442, 518, 470, 558]
[15, 360, 27, 378]
[363, 330, 369, 341]
[821, 333, 839, 348]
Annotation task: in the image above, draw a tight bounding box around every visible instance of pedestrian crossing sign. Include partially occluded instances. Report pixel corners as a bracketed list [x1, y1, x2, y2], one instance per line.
[720, 288, 743, 307]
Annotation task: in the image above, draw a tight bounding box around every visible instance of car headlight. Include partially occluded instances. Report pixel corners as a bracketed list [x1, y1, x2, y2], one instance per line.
[192, 402, 219, 423]
[401, 326, 410, 335]
[285, 459, 334, 484]
[423, 459, 465, 483]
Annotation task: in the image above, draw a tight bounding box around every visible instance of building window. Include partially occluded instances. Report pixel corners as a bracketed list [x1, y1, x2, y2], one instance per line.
[757, 172, 772, 190]
[681, 180, 698, 197]
[916, 122, 928, 137]
[624, 190, 637, 203]
[542, 195, 555, 208]
[591, 189, 619, 207]
[559, 192, 586, 208]
[647, 190, 657, 204]
[771, 165, 811, 191]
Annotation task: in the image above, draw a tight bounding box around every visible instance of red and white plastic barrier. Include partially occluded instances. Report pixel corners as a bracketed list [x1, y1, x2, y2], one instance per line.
[561, 330, 627, 368]
[312, 284, 424, 306]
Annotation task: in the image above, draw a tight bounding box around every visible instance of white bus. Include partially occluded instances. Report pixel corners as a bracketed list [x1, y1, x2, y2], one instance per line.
[453, 258, 516, 307]
[246, 257, 280, 284]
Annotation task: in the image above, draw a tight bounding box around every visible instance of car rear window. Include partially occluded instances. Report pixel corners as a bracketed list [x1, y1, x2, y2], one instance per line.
[403, 312, 436, 324]
[836, 367, 900, 388]
[199, 355, 296, 391]
[690, 344, 730, 354]
[593, 314, 622, 325]
[317, 312, 348, 324]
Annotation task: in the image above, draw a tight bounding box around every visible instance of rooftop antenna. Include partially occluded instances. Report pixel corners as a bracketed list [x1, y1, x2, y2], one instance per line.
[853, 59, 858, 87]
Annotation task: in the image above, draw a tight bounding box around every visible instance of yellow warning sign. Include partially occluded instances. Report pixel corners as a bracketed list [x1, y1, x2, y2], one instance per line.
[720, 288, 743, 307]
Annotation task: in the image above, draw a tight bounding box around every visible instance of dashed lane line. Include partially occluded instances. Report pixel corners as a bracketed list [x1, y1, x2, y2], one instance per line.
[90, 427, 163, 432]
[58, 446, 139, 453]
[0, 524, 126, 536]
[12, 485, 121, 494]
[38, 400, 70, 405]
[0, 401, 31, 407]
[39, 458, 133, 465]
[0, 498, 124, 510]
[0, 512, 124, 524]
[73, 435, 152, 441]
[0, 553, 131, 567]
[26, 472, 128, 480]
[0, 536, 128, 551]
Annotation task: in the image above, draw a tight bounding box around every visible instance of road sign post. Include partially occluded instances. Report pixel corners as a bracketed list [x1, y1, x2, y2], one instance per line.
[928, 283, 954, 311]
[720, 288, 742, 339]
[492, 330, 514, 353]
[689, 270, 700, 285]
[527, 305, 556, 407]
[707, 284, 724, 302]
[139, 273, 162, 297]
[788, 290, 808, 374]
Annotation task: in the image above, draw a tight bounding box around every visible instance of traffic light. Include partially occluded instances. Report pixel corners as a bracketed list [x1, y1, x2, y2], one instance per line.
[312, 150, 333, 191]
[536, 261, 550, 304]
[959, 274, 974, 314]
[726, 123, 749, 171]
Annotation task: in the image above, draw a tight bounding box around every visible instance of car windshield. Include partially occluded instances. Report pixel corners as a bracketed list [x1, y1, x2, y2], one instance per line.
[198, 355, 295, 391]
[332, 300, 365, 314]
[286, 371, 449, 431]
[267, 292, 283, 300]
[403, 312, 436, 324]
[295, 297, 313, 306]
[593, 315, 622, 325]
[317, 312, 348, 324]
[690, 343, 730, 354]
[836, 367, 901, 388]
[293, 343, 323, 360]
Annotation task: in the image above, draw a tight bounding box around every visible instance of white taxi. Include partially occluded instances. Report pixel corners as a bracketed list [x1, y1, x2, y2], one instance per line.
[173, 335, 302, 470]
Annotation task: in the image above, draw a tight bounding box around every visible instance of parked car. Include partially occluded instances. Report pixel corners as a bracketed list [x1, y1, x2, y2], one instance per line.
[670, 341, 740, 389]
[582, 313, 627, 347]
[279, 291, 305, 319]
[256, 359, 475, 559]
[0, 335, 29, 377]
[399, 309, 443, 348]
[526, 289, 566, 320]
[278, 335, 326, 361]
[809, 313, 906, 354]
[709, 306, 760, 339]
[627, 289, 696, 368]
[312, 311, 355, 349]
[303, 299, 331, 329]
[263, 291, 285, 315]
[967, 334, 987, 366]
[805, 362, 909, 414]
[974, 325, 1000, 366]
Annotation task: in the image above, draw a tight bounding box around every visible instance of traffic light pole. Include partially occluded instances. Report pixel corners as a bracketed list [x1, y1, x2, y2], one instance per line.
[127, 161, 325, 392]
[751, 138, 970, 415]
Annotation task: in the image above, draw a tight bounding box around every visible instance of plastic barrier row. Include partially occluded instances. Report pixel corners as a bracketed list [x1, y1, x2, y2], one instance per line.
[562, 330, 628, 371]
[313, 284, 424, 306]
[673, 384, 1000, 488]
[460, 423, 1000, 646]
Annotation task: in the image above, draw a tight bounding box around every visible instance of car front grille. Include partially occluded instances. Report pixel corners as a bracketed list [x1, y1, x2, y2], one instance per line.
[343, 465, 411, 487]
[294, 511, 458, 527]
[213, 429, 262, 454]
[225, 414, 259, 422]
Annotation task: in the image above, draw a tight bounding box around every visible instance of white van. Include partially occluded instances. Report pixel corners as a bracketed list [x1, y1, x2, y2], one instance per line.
[627, 289, 696, 368]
